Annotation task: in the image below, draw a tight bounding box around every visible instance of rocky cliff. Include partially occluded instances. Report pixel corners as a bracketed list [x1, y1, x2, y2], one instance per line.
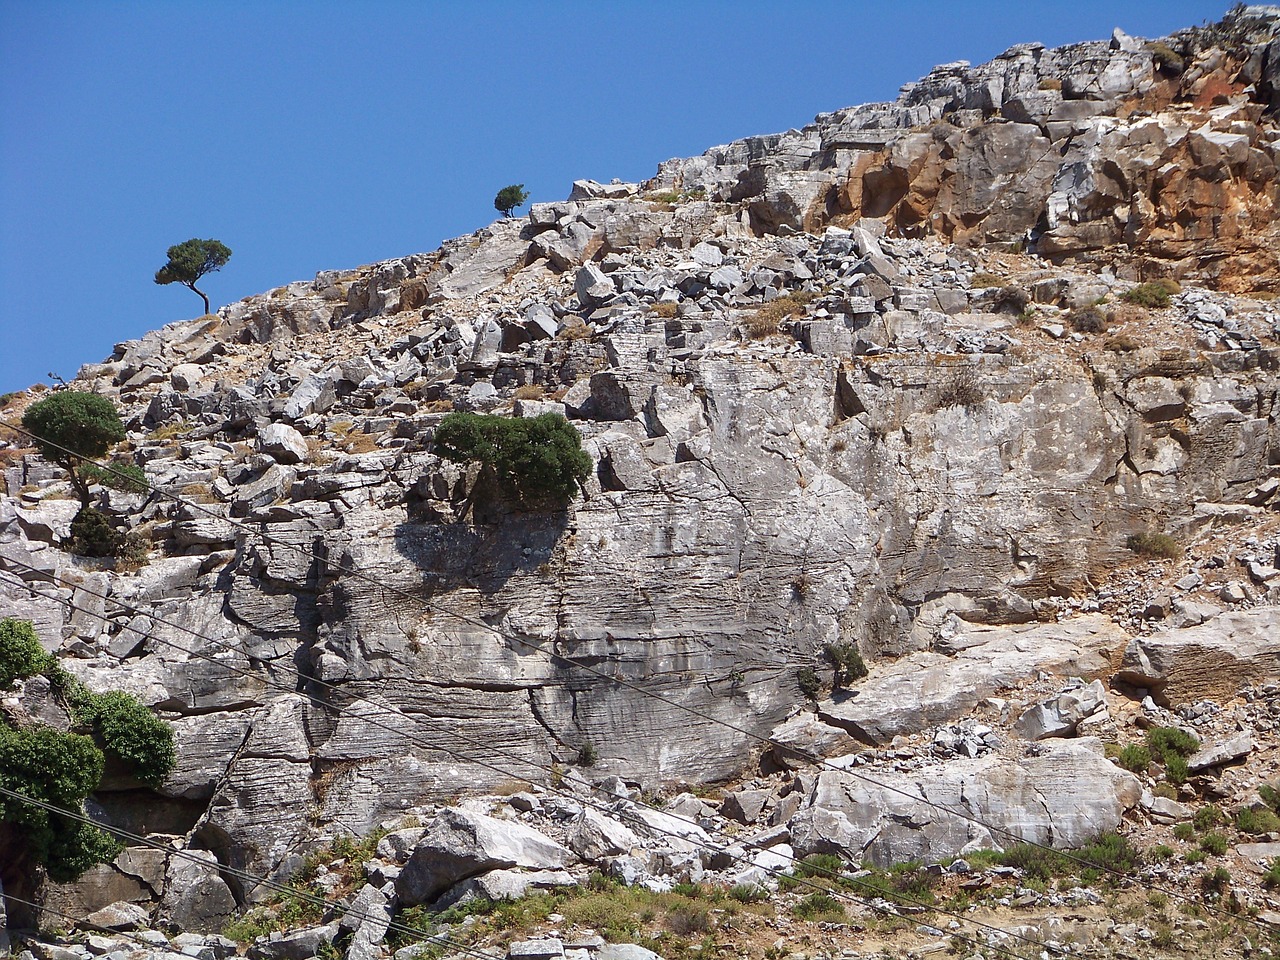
[5, 6, 1280, 956]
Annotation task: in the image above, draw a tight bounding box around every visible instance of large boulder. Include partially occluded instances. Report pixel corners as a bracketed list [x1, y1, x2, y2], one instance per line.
[789, 739, 1141, 866]
[1115, 608, 1280, 705]
[395, 808, 572, 906]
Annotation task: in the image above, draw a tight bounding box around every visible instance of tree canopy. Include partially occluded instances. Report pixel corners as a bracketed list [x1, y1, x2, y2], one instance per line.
[433, 412, 591, 504]
[21, 391, 126, 509]
[494, 184, 530, 218]
[154, 238, 232, 315]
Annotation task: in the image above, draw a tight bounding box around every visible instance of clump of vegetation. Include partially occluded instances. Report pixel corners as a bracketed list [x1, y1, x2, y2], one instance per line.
[1114, 743, 1152, 774]
[494, 184, 530, 218]
[792, 891, 845, 921]
[432, 412, 592, 505]
[651, 301, 679, 319]
[824, 641, 868, 687]
[936, 367, 983, 409]
[1104, 333, 1140, 353]
[1147, 41, 1186, 74]
[1199, 833, 1229, 856]
[1068, 306, 1108, 334]
[21, 391, 126, 509]
[80, 461, 147, 495]
[796, 667, 821, 701]
[969, 272, 1004, 289]
[576, 743, 598, 767]
[512, 384, 545, 401]
[993, 832, 1141, 885]
[154, 238, 232, 315]
[1122, 279, 1180, 309]
[744, 291, 816, 339]
[0, 618, 175, 887]
[852, 861, 940, 906]
[1234, 804, 1280, 835]
[1147, 726, 1198, 784]
[1126, 531, 1181, 559]
[1038, 77, 1063, 91]
[1263, 858, 1280, 889]
[66, 507, 125, 558]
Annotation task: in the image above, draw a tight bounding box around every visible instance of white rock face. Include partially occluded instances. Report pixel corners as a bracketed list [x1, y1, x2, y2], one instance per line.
[790, 739, 1142, 866]
[258, 423, 309, 465]
[395, 807, 572, 905]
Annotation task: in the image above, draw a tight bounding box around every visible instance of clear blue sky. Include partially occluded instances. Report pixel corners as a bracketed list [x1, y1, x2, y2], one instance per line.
[0, 0, 1226, 391]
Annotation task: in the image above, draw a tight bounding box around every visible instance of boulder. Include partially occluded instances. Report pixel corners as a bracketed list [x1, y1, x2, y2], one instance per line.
[1116, 608, 1280, 705]
[395, 807, 571, 906]
[82, 900, 148, 932]
[158, 850, 239, 933]
[568, 809, 640, 860]
[1187, 732, 1253, 773]
[790, 739, 1141, 866]
[247, 923, 339, 960]
[1013, 679, 1107, 740]
[258, 423, 309, 466]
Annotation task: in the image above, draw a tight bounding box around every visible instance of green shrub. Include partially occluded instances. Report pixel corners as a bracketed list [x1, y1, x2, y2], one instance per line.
[576, 743, 598, 768]
[1149, 844, 1175, 861]
[1193, 804, 1223, 832]
[1199, 832, 1229, 856]
[1165, 755, 1190, 785]
[0, 618, 52, 689]
[67, 507, 125, 557]
[997, 832, 1140, 883]
[433, 413, 591, 504]
[1122, 280, 1179, 309]
[1260, 784, 1280, 811]
[1184, 849, 1206, 864]
[1147, 41, 1185, 73]
[823, 642, 868, 686]
[80, 461, 147, 494]
[729, 884, 769, 903]
[792, 892, 845, 921]
[1173, 822, 1196, 842]
[1126, 531, 1181, 559]
[1263, 859, 1280, 889]
[0, 724, 121, 882]
[1235, 806, 1280, 834]
[1115, 743, 1151, 773]
[72, 690, 175, 786]
[796, 667, 821, 701]
[21, 391, 126, 508]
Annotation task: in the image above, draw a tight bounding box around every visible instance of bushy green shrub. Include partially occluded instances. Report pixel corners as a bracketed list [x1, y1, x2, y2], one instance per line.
[1068, 307, 1108, 334]
[0, 618, 52, 689]
[823, 641, 868, 686]
[1193, 804, 1223, 831]
[67, 507, 125, 557]
[791, 892, 845, 921]
[21, 391, 126, 508]
[1235, 805, 1280, 834]
[0, 725, 121, 882]
[796, 667, 821, 701]
[1263, 859, 1280, 889]
[1200, 833, 1229, 856]
[1146, 726, 1197, 783]
[433, 412, 591, 504]
[1115, 743, 1151, 773]
[80, 461, 147, 494]
[71, 690, 175, 786]
[1121, 280, 1180, 309]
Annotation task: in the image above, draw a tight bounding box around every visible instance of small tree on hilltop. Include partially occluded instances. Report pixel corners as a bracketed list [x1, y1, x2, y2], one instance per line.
[21, 391, 126, 510]
[494, 184, 530, 218]
[154, 238, 232, 315]
[433, 412, 591, 505]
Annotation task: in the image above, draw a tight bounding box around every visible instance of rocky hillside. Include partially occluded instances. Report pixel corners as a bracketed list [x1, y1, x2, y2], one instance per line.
[5, 6, 1280, 959]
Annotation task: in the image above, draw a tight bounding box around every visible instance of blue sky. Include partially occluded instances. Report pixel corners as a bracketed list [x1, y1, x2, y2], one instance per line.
[0, 0, 1226, 391]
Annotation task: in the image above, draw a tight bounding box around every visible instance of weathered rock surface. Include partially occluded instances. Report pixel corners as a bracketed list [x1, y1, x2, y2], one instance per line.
[395, 808, 572, 906]
[789, 739, 1142, 866]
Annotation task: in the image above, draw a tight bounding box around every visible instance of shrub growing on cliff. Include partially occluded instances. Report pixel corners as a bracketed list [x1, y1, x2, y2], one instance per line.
[824, 642, 868, 687]
[0, 618, 52, 689]
[154, 238, 232, 314]
[21, 391, 126, 509]
[1126, 531, 1181, 559]
[0, 618, 175, 887]
[433, 412, 591, 504]
[1122, 279, 1180, 309]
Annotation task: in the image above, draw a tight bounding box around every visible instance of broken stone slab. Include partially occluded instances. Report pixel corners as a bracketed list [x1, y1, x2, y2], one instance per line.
[597, 945, 666, 960]
[82, 900, 149, 932]
[246, 923, 339, 960]
[820, 616, 1121, 745]
[1115, 608, 1280, 706]
[508, 939, 565, 960]
[1140, 792, 1193, 825]
[1238, 842, 1280, 861]
[1187, 732, 1254, 773]
[720, 789, 771, 825]
[568, 808, 640, 860]
[1013, 679, 1107, 740]
[789, 739, 1141, 867]
[157, 850, 238, 933]
[437, 869, 577, 911]
[395, 807, 571, 906]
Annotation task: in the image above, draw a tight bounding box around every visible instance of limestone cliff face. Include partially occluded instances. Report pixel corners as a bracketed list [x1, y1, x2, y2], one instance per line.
[3, 5, 1280, 920]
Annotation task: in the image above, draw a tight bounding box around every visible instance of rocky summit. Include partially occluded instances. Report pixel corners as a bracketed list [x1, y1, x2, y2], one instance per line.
[5, 7, 1280, 960]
